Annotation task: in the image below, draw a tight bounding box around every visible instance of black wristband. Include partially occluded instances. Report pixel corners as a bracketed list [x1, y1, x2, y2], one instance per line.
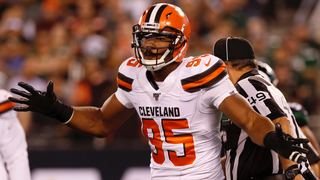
[263, 131, 277, 151]
[49, 100, 74, 124]
[285, 164, 301, 180]
[286, 164, 299, 171]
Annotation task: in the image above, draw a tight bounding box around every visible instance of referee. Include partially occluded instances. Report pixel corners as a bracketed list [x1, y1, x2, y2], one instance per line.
[213, 37, 318, 180]
[258, 61, 320, 177]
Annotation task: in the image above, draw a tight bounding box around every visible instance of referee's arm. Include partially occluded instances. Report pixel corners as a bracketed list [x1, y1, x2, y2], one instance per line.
[274, 117, 303, 180]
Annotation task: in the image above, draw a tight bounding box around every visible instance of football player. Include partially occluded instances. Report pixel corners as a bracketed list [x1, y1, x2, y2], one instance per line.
[0, 89, 31, 180]
[9, 3, 309, 180]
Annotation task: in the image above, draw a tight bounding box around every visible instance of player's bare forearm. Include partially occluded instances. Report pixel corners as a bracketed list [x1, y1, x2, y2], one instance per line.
[66, 94, 135, 138]
[219, 94, 275, 147]
[66, 106, 109, 137]
[243, 113, 275, 147]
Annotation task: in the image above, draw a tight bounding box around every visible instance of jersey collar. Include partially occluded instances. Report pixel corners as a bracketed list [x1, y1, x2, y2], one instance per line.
[236, 69, 259, 84]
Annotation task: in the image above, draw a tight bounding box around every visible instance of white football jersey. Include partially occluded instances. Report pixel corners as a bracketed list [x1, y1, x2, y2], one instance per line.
[0, 89, 31, 180]
[115, 54, 238, 180]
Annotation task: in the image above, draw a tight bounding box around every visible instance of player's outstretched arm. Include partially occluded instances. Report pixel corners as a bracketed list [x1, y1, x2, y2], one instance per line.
[219, 94, 309, 163]
[9, 81, 135, 137]
[66, 93, 135, 137]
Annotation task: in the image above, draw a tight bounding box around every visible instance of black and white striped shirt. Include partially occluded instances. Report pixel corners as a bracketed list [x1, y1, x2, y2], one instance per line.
[288, 102, 320, 165]
[221, 70, 308, 180]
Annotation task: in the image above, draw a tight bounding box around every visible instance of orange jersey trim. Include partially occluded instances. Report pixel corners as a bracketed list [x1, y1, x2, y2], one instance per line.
[182, 64, 226, 91]
[0, 101, 15, 113]
[117, 78, 132, 91]
[117, 72, 134, 92]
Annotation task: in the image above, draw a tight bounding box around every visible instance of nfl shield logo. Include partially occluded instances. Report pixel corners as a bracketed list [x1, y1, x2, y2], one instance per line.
[153, 93, 161, 101]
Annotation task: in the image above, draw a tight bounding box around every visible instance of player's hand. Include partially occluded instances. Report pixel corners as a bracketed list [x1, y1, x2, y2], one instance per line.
[275, 122, 309, 163]
[8, 81, 57, 116]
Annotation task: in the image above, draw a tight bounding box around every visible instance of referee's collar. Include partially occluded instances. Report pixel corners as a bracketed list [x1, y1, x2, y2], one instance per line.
[236, 69, 260, 84]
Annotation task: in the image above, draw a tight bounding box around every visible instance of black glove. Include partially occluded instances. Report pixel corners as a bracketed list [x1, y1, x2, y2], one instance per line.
[8, 81, 73, 124]
[264, 122, 309, 163]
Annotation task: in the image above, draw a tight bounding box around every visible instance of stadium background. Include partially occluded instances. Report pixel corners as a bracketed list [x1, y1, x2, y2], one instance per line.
[0, 0, 319, 179]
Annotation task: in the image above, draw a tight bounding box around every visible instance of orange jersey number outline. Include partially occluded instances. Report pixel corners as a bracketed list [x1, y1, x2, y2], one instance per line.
[127, 58, 142, 68]
[142, 118, 196, 166]
[186, 54, 210, 67]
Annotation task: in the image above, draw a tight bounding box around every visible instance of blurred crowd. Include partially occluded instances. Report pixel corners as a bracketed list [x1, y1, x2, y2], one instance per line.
[0, 0, 319, 150]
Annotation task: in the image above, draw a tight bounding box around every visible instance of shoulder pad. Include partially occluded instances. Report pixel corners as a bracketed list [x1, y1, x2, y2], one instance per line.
[180, 54, 228, 93]
[117, 57, 142, 92]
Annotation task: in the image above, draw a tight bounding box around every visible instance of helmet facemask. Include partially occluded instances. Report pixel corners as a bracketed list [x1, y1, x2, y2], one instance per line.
[132, 24, 186, 71]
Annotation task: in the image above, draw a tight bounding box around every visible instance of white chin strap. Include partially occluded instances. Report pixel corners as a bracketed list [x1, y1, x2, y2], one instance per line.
[145, 63, 164, 71]
[141, 48, 180, 71]
[142, 59, 165, 71]
[140, 48, 170, 71]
